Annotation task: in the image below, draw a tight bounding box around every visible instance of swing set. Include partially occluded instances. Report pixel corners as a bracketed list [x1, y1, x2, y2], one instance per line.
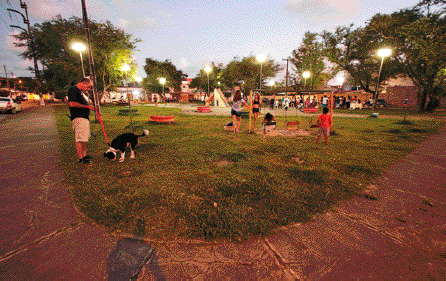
[246, 89, 336, 133]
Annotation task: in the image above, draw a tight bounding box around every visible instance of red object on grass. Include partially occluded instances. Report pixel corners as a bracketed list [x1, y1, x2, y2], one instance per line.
[197, 106, 211, 113]
[149, 115, 175, 123]
[95, 109, 110, 144]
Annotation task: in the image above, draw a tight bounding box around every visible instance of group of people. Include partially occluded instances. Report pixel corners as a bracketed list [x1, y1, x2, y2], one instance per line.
[230, 90, 332, 144]
[68, 79, 333, 165]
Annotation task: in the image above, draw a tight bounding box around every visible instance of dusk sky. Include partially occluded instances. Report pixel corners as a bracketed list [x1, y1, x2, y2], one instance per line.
[1, 0, 421, 81]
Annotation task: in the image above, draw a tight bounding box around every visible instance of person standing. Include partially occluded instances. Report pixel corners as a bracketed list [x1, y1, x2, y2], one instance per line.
[322, 95, 328, 108]
[67, 78, 95, 164]
[269, 95, 275, 110]
[231, 90, 248, 133]
[316, 107, 333, 145]
[252, 92, 262, 131]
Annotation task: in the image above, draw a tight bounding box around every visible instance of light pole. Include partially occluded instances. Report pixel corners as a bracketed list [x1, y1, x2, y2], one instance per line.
[303, 71, 310, 89]
[72, 42, 87, 77]
[268, 80, 275, 91]
[159, 77, 166, 103]
[256, 54, 267, 91]
[121, 64, 130, 104]
[204, 66, 212, 97]
[374, 48, 392, 110]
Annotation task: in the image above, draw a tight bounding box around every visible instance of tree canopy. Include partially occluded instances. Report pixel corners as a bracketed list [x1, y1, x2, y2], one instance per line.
[14, 16, 139, 96]
[143, 58, 184, 94]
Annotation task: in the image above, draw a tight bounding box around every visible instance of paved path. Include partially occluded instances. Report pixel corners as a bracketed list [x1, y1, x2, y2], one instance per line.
[0, 106, 445, 279]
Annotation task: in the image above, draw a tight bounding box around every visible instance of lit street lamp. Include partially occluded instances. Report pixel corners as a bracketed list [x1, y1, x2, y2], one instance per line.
[303, 71, 310, 89]
[159, 77, 166, 100]
[374, 48, 392, 109]
[204, 65, 212, 96]
[337, 76, 345, 91]
[268, 80, 275, 90]
[256, 54, 267, 91]
[72, 42, 87, 77]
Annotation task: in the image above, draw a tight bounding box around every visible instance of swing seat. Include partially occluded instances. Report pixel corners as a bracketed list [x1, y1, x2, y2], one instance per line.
[286, 121, 300, 130]
[263, 122, 276, 134]
[303, 107, 318, 113]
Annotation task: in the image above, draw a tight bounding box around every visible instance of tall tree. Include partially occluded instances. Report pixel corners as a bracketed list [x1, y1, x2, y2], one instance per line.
[190, 63, 224, 95]
[221, 56, 282, 93]
[13, 16, 139, 98]
[365, 7, 446, 110]
[143, 58, 184, 96]
[290, 32, 327, 90]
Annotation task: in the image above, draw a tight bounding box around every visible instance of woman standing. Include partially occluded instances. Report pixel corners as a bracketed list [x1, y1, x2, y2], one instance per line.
[231, 90, 248, 133]
[252, 92, 262, 131]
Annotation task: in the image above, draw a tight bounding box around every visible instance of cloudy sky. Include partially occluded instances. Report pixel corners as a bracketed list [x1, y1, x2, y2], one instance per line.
[1, 0, 421, 80]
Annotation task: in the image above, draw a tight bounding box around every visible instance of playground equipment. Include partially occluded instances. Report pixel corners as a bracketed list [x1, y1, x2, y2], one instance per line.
[205, 88, 229, 107]
[149, 115, 175, 123]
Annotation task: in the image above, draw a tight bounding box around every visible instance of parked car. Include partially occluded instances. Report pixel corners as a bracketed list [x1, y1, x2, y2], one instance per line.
[0, 97, 23, 114]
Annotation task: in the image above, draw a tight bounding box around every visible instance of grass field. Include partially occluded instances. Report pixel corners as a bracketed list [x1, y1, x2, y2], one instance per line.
[55, 104, 445, 241]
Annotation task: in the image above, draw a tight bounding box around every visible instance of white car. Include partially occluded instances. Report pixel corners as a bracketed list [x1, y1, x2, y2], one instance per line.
[0, 97, 23, 114]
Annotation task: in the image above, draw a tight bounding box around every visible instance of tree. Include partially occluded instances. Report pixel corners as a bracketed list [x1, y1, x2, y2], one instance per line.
[290, 32, 327, 90]
[321, 24, 395, 96]
[143, 58, 184, 97]
[13, 16, 139, 98]
[190, 63, 224, 95]
[365, 7, 446, 110]
[221, 56, 282, 93]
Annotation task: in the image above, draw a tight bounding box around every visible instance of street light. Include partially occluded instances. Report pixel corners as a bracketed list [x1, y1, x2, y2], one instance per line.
[268, 80, 275, 90]
[303, 71, 310, 89]
[204, 65, 212, 96]
[374, 48, 392, 109]
[256, 54, 267, 90]
[159, 77, 166, 99]
[337, 76, 345, 91]
[72, 42, 87, 77]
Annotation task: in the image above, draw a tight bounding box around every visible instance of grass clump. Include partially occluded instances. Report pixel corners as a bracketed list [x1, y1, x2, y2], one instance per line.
[54, 105, 445, 241]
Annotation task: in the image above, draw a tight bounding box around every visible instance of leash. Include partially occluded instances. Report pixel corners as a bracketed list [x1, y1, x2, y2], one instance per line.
[95, 109, 110, 145]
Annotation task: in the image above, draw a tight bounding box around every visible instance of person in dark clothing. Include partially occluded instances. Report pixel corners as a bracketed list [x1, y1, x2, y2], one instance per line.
[67, 78, 95, 164]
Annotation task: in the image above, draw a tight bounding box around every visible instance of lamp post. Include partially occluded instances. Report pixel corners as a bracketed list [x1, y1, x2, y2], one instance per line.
[204, 65, 212, 97]
[374, 48, 392, 110]
[256, 54, 267, 91]
[303, 71, 310, 89]
[159, 77, 166, 103]
[72, 42, 87, 77]
[121, 64, 130, 104]
[268, 80, 275, 91]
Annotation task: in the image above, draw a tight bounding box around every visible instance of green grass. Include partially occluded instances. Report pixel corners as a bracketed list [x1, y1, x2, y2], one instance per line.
[54, 104, 445, 241]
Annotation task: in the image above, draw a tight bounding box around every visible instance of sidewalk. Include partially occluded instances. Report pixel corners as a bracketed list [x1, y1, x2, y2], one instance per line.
[0, 106, 445, 279]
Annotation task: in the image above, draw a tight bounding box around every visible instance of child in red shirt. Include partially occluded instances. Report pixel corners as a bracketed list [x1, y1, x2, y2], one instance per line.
[316, 107, 332, 144]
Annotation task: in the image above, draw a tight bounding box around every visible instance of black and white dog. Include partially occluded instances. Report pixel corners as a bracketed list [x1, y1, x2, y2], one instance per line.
[104, 130, 149, 162]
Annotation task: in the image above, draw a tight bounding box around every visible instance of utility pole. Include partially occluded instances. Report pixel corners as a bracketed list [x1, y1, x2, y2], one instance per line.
[4, 65, 9, 89]
[81, 0, 100, 118]
[8, 1, 40, 93]
[282, 58, 290, 94]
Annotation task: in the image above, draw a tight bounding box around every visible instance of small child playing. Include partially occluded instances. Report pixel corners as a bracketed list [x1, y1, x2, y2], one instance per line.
[263, 112, 276, 134]
[316, 107, 332, 144]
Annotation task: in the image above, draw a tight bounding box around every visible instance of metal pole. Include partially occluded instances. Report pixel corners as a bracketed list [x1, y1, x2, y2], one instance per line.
[207, 73, 210, 96]
[259, 62, 263, 91]
[282, 58, 289, 94]
[373, 56, 385, 110]
[81, 0, 100, 118]
[79, 51, 85, 78]
[4, 65, 9, 89]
